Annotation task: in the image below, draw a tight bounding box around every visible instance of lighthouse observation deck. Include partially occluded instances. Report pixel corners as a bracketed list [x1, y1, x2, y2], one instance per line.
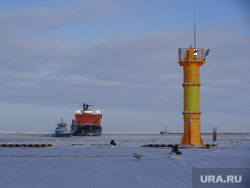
[178, 48, 205, 61]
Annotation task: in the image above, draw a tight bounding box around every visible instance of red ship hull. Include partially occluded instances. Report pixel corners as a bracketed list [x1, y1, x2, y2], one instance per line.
[71, 103, 102, 136]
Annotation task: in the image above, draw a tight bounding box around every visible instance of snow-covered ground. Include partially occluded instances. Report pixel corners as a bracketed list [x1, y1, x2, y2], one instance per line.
[0, 133, 249, 188]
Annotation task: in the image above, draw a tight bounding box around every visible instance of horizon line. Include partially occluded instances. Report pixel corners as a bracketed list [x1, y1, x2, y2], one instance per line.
[0, 131, 249, 134]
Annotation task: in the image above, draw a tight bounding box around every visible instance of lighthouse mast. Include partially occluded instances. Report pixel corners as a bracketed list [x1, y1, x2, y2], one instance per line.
[178, 6, 210, 146]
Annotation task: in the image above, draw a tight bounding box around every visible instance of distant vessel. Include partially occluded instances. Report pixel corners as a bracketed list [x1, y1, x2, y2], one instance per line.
[70, 103, 102, 136]
[52, 118, 71, 137]
[160, 127, 168, 134]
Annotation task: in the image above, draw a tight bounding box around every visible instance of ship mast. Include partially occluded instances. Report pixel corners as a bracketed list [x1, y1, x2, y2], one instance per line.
[82, 103, 94, 113]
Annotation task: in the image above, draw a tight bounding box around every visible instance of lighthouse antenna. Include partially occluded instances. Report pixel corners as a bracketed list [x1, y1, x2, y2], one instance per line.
[194, 4, 196, 49]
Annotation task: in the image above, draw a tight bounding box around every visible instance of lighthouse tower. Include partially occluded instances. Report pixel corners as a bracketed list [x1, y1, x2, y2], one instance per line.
[178, 47, 209, 146]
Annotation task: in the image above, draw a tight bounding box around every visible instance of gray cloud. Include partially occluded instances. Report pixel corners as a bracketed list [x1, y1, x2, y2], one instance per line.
[0, 1, 125, 33]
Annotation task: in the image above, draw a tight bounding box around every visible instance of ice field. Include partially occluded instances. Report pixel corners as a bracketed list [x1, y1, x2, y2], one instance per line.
[0, 133, 249, 188]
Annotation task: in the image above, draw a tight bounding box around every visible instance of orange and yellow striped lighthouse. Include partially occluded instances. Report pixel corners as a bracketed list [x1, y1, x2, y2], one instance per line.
[178, 47, 209, 146]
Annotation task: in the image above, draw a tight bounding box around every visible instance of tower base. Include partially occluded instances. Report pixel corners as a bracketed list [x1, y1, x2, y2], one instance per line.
[180, 118, 204, 146]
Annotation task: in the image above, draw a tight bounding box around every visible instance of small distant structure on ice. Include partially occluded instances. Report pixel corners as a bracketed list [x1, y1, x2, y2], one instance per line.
[211, 126, 217, 144]
[160, 127, 168, 134]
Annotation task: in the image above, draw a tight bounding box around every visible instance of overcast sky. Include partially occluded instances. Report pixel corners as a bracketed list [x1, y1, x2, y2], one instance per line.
[0, 0, 249, 133]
